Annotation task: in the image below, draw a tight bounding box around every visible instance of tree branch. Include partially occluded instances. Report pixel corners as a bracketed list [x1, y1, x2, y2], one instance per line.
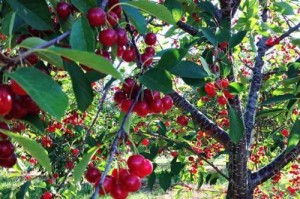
[169, 92, 232, 149]
[251, 141, 300, 187]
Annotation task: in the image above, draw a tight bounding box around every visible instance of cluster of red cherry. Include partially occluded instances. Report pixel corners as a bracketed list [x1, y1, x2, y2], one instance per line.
[113, 78, 173, 117]
[0, 81, 40, 120]
[85, 154, 153, 199]
[0, 123, 16, 168]
[204, 78, 234, 106]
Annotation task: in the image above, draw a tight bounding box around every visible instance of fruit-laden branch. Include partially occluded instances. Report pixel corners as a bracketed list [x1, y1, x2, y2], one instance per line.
[148, 131, 230, 181]
[91, 88, 142, 199]
[251, 141, 300, 187]
[243, 8, 268, 149]
[169, 92, 232, 149]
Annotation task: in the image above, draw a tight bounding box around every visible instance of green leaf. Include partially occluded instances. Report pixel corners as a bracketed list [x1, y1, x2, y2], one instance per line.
[228, 107, 244, 144]
[70, 17, 95, 52]
[256, 109, 286, 119]
[139, 68, 173, 94]
[198, 1, 216, 16]
[273, 2, 294, 15]
[262, 94, 297, 105]
[159, 171, 172, 191]
[85, 70, 107, 83]
[228, 82, 246, 94]
[124, 1, 176, 25]
[229, 31, 247, 48]
[157, 48, 186, 70]
[1, 130, 52, 174]
[16, 181, 31, 199]
[19, 37, 63, 67]
[7, 0, 52, 30]
[22, 115, 45, 133]
[169, 61, 208, 79]
[64, 62, 94, 112]
[200, 27, 217, 46]
[73, 146, 99, 183]
[171, 162, 185, 175]
[148, 172, 156, 190]
[286, 119, 300, 153]
[164, 0, 183, 21]
[71, 0, 93, 13]
[7, 68, 68, 120]
[122, 5, 147, 35]
[156, 121, 167, 136]
[199, 56, 212, 76]
[197, 172, 204, 190]
[46, 47, 122, 80]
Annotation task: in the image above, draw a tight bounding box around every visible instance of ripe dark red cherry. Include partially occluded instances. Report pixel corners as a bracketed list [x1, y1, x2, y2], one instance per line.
[87, 7, 106, 27]
[107, 11, 119, 27]
[5, 95, 28, 119]
[110, 184, 128, 199]
[217, 96, 227, 105]
[113, 91, 127, 105]
[11, 80, 27, 96]
[0, 122, 9, 140]
[99, 29, 117, 46]
[127, 155, 145, 172]
[135, 159, 153, 178]
[116, 28, 129, 46]
[0, 140, 14, 158]
[40, 191, 52, 199]
[204, 82, 216, 96]
[161, 95, 173, 110]
[122, 49, 136, 62]
[85, 167, 101, 184]
[141, 53, 153, 67]
[149, 98, 163, 113]
[141, 138, 150, 146]
[56, 2, 71, 19]
[145, 33, 157, 45]
[120, 99, 133, 113]
[145, 46, 155, 56]
[134, 101, 150, 117]
[0, 85, 13, 115]
[22, 96, 40, 115]
[121, 173, 141, 192]
[177, 115, 189, 126]
[98, 176, 114, 195]
[0, 153, 17, 168]
[122, 78, 136, 94]
[144, 89, 160, 103]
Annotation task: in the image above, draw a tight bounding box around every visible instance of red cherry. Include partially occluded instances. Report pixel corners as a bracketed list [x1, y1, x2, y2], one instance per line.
[223, 90, 234, 99]
[161, 95, 173, 110]
[117, 45, 125, 57]
[135, 159, 153, 178]
[113, 91, 127, 105]
[0, 122, 9, 140]
[56, 2, 71, 19]
[85, 167, 101, 184]
[141, 138, 150, 146]
[171, 151, 178, 158]
[281, 129, 289, 137]
[120, 173, 141, 192]
[110, 184, 128, 199]
[122, 78, 135, 94]
[107, 11, 119, 27]
[40, 191, 52, 199]
[0, 85, 13, 115]
[141, 53, 153, 67]
[145, 33, 157, 45]
[112, 168, 130, 183]
[26, 54, 39, 65]
[204, 82, 216, 96]
[111, 5, 123, 18]
[87, 7, 106, 27]
[5, 95, 28, 119]
[122, 49, 136, 62]
[218, 42, 228, 50]
[99, 29, 117, 46]
[116, 28, 129, 46]
[134, 101, 150, 117]
[220, 79, 229, 88]
[217, 96, 227, 106]
[143, 89, 160, 103]
[0, 153, 17, 168]
[120, 99, 133, 113]
[177, 115, 189, 126]
[0, 140, 14, 159]
[11, 80, 27, 96]
[149, 98, 163, 113]
[21, 96, 40, 115]
[145, 46, 155, 56]
[127, 155, 145, 173]
[98, 176, 114, 195]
